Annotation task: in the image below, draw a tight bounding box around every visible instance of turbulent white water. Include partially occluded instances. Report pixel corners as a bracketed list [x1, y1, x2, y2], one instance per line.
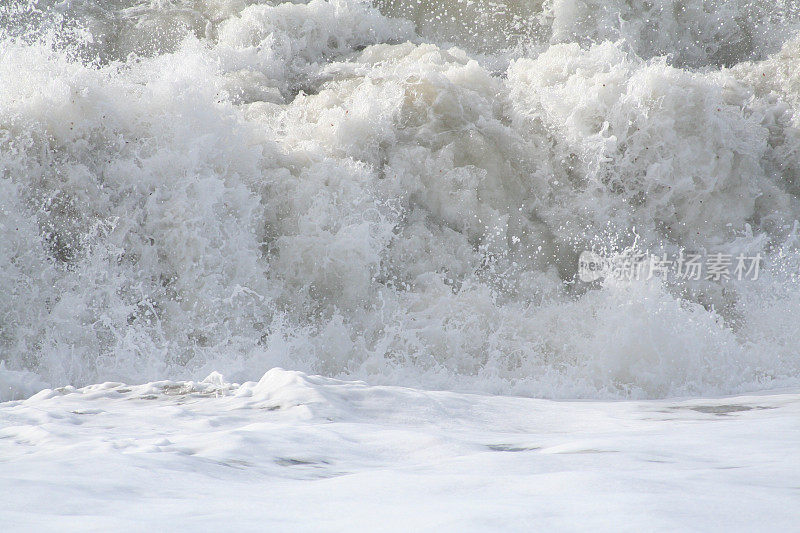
[3, 0, 800, 400]
[3, 368, 799, 531]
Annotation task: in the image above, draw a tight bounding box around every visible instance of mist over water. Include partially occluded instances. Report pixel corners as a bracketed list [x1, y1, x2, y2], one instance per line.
[2, 0, 800, 400]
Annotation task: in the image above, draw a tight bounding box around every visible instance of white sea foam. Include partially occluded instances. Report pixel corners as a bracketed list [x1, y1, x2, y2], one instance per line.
[3, 369, 799, 530]
[2, 0, 800, 400]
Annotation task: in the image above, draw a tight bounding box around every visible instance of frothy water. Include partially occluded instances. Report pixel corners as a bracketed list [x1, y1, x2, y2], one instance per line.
[2, 0, 800, 400]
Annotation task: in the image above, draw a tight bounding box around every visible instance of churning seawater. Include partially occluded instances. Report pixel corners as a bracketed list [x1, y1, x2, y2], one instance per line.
[2, 0, 800, 400]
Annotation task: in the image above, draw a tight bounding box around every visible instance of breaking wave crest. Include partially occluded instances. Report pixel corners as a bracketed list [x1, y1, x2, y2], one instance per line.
[2, 0, 800, 400]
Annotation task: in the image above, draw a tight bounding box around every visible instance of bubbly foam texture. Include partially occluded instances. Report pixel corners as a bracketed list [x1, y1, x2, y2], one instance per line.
[2, 0, 800, 400]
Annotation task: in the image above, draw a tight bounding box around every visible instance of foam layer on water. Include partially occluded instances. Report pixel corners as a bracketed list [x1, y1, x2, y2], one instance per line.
[1, 0, 800, 400]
